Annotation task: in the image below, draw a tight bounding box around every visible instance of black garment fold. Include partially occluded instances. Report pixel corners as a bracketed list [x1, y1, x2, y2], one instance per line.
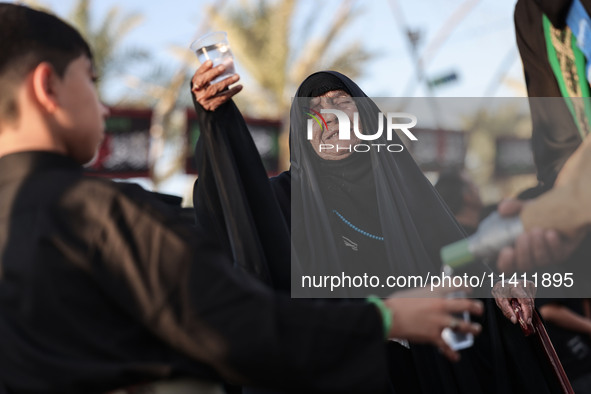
[0, 151, 392, 393]
[192, 92, 292, 291]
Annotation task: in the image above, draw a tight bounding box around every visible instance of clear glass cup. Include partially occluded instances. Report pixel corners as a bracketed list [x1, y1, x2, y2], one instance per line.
[190, 31, 236, 83]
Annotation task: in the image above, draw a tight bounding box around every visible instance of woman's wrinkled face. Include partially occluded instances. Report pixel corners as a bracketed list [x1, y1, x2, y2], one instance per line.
[308, 90, 361, 160]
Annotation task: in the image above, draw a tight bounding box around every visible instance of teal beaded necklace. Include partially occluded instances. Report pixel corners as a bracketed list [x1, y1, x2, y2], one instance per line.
[332, 209, 384, 241]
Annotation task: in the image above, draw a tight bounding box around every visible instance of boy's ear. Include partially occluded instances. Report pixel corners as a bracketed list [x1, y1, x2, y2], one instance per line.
[31, 62, 60, 113]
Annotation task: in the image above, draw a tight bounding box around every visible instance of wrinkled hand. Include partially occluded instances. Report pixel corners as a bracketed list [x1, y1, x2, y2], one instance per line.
[495, 199, 582, 273]
[384, 287, 483, 362]
[492, 279, 536, 326]
[191, 60, 242, 111]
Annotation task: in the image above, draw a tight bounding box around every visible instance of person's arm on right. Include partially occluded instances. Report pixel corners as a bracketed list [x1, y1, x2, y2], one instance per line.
[539, 303, 591, 336]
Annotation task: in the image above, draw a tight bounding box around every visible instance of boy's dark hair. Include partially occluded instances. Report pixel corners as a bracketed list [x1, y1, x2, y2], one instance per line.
[0, 3, 92, 122]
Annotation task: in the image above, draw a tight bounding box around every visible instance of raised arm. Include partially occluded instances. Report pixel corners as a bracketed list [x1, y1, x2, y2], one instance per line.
[190, 63, 291, 291]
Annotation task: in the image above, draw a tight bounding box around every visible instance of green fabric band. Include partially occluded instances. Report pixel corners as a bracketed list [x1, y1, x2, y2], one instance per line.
[367, 295, 391, 340]
[543, 14, 591, 139]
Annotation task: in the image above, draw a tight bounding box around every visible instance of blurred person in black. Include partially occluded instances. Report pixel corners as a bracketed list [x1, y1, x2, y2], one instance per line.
[435, 168, 484, 236]
[515, 0, 590, 190]
[537, 299, 591, 393]
[507, 0, 591, 265]
[511, 1, 591, 392]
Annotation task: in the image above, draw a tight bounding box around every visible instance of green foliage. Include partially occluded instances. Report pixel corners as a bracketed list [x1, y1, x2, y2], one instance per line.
[66, 0, 148, 100]
[208, 0, 373, 117]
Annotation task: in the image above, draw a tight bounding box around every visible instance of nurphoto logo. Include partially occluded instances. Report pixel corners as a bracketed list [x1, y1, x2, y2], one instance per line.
[305, 108, 418, 153]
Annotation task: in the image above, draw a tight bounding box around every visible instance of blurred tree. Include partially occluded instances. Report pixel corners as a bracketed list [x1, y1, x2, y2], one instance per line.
[66, 0, 148, 101]
[19, 0, 148, 103]
[208, 0, 372, 118]
[208, 0, 373, 169]
[123, 1, 228, 190]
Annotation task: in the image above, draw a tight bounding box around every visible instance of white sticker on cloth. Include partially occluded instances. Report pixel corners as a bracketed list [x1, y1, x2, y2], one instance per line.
[390, 338, 410, 349]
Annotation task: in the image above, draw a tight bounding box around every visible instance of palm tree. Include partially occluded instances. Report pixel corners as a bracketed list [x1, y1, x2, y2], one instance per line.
[65, 0, 147, 101]
[207, 0, 373, 168]
[122, 1, 229, 190]
[20, 0, 147, 101]
[208, 0, 372, 118]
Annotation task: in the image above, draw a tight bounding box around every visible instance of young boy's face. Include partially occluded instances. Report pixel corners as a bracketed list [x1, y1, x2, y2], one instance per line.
[54, 55, 108, 164]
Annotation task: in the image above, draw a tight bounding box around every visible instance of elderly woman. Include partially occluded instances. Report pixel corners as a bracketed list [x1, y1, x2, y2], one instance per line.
[190, 62, 562, 393]
[287, 72, 467, 297]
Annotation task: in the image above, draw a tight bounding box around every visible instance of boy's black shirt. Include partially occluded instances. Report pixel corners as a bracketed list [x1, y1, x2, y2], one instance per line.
[0, 151, 389, 394]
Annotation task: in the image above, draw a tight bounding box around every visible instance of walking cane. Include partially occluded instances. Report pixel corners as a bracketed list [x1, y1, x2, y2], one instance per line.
[511, 299, 574, 394]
